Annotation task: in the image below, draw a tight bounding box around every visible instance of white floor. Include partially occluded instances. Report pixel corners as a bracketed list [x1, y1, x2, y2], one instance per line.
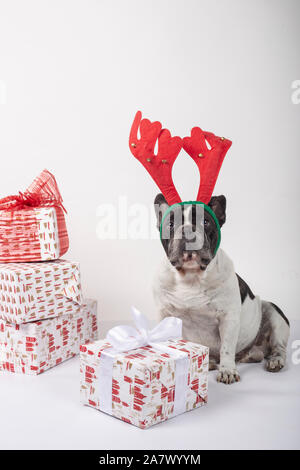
[0, 322, 299, 450]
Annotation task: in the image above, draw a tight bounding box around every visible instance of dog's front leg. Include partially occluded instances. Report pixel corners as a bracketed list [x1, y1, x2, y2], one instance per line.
[217, 312, 240, 384]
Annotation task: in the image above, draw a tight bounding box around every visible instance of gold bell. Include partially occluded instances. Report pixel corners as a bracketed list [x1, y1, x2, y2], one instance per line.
[220, 137, 225, 141]
[146, 158, 151, 162]
[131, 142, 136, 148]
[162, 159, 167, 164]
[198, 153, 204, 158]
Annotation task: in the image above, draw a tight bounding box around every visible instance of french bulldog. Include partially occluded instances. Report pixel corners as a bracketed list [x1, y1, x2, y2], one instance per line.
[153, 193, 290, 384]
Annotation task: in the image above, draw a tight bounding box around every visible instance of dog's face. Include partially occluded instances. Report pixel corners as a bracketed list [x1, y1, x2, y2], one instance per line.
[154, 194, 226, 272]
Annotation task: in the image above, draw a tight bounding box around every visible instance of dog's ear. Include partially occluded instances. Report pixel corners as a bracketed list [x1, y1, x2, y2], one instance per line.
[208, 195, 226, 228]
[154, 193, 169, 230]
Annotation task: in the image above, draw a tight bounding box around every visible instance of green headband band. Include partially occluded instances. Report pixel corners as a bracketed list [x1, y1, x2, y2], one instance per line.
[159, 201, 221, 255]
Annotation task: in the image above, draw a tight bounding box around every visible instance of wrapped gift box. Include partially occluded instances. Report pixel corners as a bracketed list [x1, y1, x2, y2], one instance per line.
[80, 338, 208, 429]
[0, 299, 98, 375]
[0, 170, 69, 262]
[0, 259, 82, 324]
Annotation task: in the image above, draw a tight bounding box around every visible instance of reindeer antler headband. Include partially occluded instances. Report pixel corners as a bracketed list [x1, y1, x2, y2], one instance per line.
[129, 111, 232, 252]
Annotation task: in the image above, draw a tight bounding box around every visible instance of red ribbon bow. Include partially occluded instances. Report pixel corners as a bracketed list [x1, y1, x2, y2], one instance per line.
[0, 170, 67, 213]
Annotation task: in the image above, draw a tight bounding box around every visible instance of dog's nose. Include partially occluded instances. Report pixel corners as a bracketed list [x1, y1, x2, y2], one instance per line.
[201, 257, 210, 266]
[183, 251, 194, 261]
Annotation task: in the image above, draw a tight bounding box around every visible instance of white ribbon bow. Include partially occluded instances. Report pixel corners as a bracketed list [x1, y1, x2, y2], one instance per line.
[106, 306, 182, 352]
[99, 307, 189, 420]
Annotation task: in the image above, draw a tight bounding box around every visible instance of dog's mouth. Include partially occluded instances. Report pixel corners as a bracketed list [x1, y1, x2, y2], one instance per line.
[170, 252, 211, 272]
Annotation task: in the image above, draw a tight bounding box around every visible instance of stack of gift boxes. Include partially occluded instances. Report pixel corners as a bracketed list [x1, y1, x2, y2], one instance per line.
[0, 170, 98, 375]
[0, 167, 209, 429]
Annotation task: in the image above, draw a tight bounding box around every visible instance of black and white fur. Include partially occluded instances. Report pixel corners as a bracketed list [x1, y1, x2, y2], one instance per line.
[153, 194, 290, 384]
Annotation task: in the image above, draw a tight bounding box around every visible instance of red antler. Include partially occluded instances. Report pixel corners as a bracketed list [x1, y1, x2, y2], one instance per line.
[182, 127, 232, 204]
[129, 111, 182, 205]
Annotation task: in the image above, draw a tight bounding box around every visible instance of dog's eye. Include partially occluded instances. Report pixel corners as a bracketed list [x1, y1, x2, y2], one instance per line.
[204, 218, 209, 226]
[169, 221, 174, 228]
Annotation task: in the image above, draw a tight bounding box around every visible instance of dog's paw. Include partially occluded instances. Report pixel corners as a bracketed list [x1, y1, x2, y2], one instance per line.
[266, 356, 285, 372]
[217, 367, 240, 384]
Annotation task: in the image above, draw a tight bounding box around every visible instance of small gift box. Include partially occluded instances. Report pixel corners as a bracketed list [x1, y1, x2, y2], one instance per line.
[0, 299, 98, 375]
[0, 169, 69, 262]
[80, 308, 208, 429]
[0, 259, 82, 324]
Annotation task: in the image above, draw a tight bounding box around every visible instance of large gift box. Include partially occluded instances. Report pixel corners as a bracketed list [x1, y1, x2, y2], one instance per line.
[0, 259, 82, 324]
[0, 170, 69, 262]
[80, 308, 208, 429]
[0, 299, 98, 375]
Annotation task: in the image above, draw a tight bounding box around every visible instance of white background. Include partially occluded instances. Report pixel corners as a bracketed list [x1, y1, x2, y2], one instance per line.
[0, 0, 299, 324]
[0, 0, 300, 451]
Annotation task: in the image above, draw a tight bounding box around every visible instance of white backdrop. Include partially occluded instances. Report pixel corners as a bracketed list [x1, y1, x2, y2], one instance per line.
[0, 0, 299, 325]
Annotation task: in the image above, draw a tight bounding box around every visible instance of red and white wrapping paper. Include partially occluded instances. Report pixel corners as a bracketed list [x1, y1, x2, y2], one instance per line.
[0, 299, 98, 375]
[0, 170, 69, 262]
[0, 259, 82, 324]
[80, 309, 208, 429]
